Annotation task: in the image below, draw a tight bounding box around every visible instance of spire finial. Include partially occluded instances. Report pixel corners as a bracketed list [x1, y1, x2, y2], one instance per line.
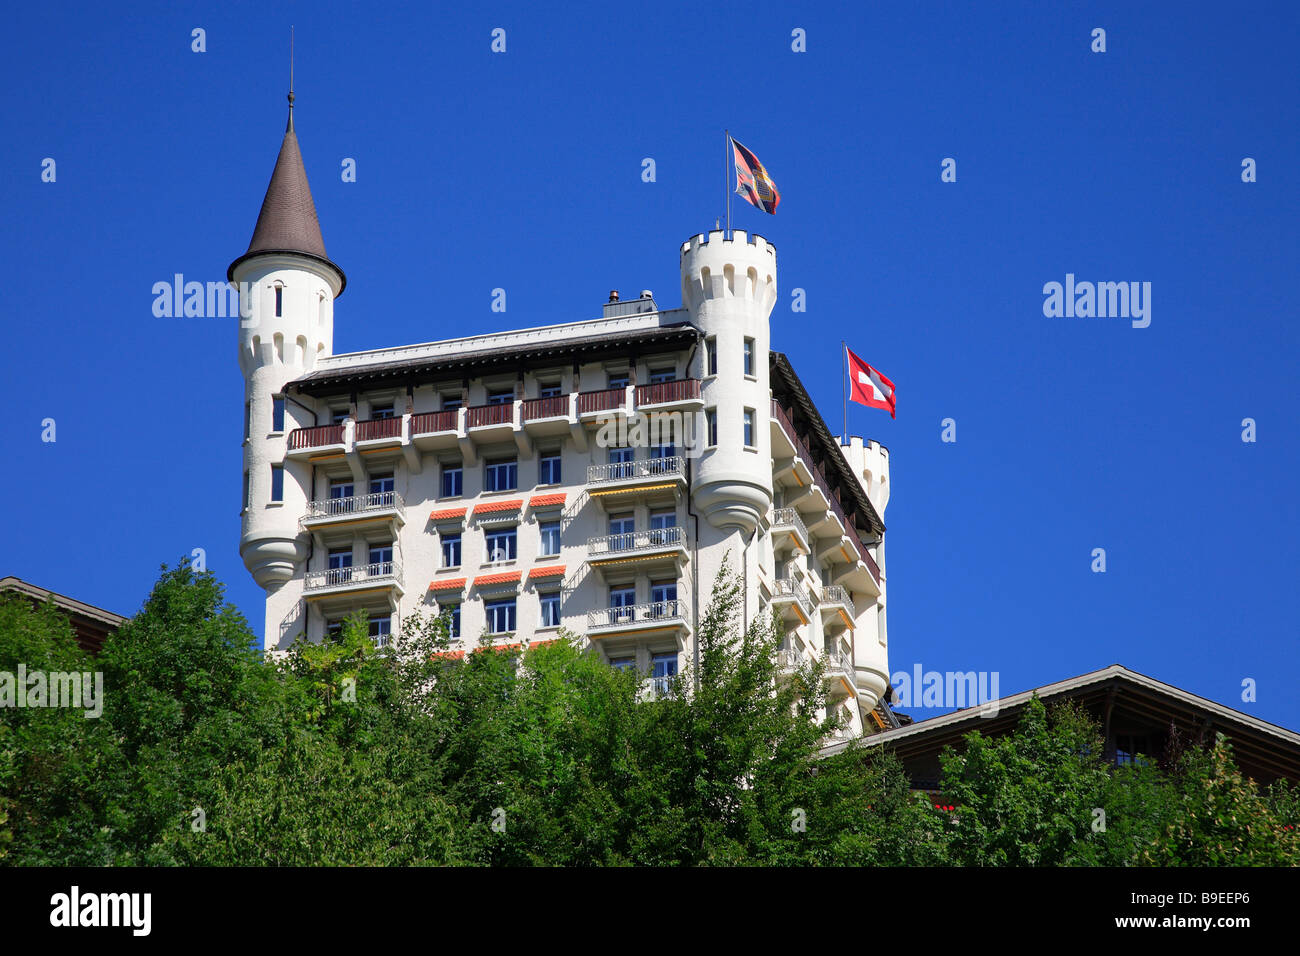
[286, 26, 295, 130]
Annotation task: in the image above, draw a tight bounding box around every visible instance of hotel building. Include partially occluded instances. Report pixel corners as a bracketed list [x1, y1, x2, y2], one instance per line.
[231, 103, 893, 735]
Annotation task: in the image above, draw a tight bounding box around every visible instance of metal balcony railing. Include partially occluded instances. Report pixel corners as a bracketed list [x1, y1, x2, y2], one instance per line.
[587, 526, 684, 558]
[588, 599, 685, 630]
[776, 647, 803, 671]
[824, 647, 854, 677]
[305, 560, 402, 592]
[587, 456, 685, 484]
[770, 576, 813, 617]
[821, 584, 856, 619]
[304, 491, 403, 521]
[772, 507, 809, 545]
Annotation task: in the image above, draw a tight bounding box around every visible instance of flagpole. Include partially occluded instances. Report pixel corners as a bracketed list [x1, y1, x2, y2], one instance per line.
[841, 341, 847, 444]
[724, 129, 731, 238]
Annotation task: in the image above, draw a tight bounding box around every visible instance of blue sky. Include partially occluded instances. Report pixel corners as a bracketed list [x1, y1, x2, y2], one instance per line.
[3, 1, 1296, 731]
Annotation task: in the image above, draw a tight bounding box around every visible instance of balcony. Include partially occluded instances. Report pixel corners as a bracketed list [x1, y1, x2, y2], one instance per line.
[577, 386, 627, 419]
[634, 378, 702, 412]
[288, 423, 345, 453]
[819, 584, 856, 628]
[824, 647, 856, 699]
[587, 456, 687, 499]
[588, 599, 686, 637]
[304, 560, 404, 600]
[587, 526, 687, 567]
[355, 416, 402, 444]
[302, 491, 405, 531]
[771, 507, 810, 555]
[770, 576, 813, 623]
[776, 647, 804, 677]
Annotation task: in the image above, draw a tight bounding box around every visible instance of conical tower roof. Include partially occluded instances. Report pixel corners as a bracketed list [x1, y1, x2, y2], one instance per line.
[228, 101, 345, 293]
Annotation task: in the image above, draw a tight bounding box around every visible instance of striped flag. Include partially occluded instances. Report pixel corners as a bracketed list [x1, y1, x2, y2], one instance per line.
[731, 137, 780, 214]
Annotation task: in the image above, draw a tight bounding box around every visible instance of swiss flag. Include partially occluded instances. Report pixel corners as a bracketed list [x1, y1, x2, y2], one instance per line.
[846, 347, 896, 419]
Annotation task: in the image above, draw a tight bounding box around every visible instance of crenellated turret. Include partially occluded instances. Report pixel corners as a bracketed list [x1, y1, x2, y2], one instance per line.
[680, 230, 777, 533]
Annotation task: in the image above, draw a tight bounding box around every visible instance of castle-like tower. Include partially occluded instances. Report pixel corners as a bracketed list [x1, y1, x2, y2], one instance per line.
[229, 95, 345, 593]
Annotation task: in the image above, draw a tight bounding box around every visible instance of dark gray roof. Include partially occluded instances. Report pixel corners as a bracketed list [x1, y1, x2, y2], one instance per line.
[227, 108, 345, 292]
[770, 351, 885, 538]
[287, 322, 701, 397]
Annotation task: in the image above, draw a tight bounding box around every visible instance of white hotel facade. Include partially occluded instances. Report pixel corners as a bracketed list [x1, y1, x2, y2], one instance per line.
[232, 106, 894, 735]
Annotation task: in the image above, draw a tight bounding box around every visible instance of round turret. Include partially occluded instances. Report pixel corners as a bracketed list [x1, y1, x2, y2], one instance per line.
[680, 230, 778, 533]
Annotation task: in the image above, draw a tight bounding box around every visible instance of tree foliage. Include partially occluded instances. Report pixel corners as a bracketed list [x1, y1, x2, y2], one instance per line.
[2, 559, 1296, 866]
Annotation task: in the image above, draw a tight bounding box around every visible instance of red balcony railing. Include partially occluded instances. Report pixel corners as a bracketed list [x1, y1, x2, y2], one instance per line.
[522, 395, 568, 421]
[635, 378, 701, 406]
[355, 417, 402, 442]
[467, 403, 513, 428]
[578, 387, 625, 415]
[411, 410, 458, 435]
[288, 424, 344, 450]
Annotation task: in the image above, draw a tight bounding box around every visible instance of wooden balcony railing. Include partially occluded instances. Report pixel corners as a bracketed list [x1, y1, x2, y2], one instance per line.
[522, 395, 569, 421]
[355, 417, 402, 442]
[577, 387, 625, 415]
[411, 410, 458, 436]
[288, 424, 344, 450]
[467, 403, 513, 428]
[635, 378, 701, 406]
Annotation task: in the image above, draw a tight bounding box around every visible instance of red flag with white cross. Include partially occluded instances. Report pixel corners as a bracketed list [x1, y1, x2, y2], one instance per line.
[846, 347, 896, 419]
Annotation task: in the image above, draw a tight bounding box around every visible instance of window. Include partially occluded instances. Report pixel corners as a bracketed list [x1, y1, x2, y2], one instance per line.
[442, 393, 463, 411]
[331, 408, 349, 425]
[244, 401, 251, 440]
[368, 617, 392, 648]
[441, 532, 462, 568]
[706, 409, 718, 447]
[442, 463, 463, 498]
[649, 510, 675, 545]
[609, 513, 634, 549]
[607, 371, 630, 389]
[487, 388, 514, 406]
[705, 336, 717, 376]
[539, 521, 561, 557]
[485, 458, 517, 492]
[368, 473, 394, 502]
[539, 592, 561, 628]
[371, 403, 395, 420]
[609, 657, 636, 672]
[650, 652, 678, 696]
[539, 453, 561, 485]
[274, 285, 283, 317]
[272, 396, 285, 433]
[743, 337, 755, 376]
[242, 470, 249, 510]
[609, 446, 633, 480]
[609, 586, 636, 621]
[743, 409, 755, 448]
[538, 382, 563, 398]
[486, 599, 516, 635]
[326, 619, 344, 641]
[328, 547, 353, 584]
[649, 443, 676, 474]
[328, 478, 355, 515]
[368, 542, 393, 570]
[649, 368, 676, 384]
[270, 465, 284, 503]
[440, 603, 461, 640]
[651, 580, 677, 603]
[485, 526, 517, 562]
